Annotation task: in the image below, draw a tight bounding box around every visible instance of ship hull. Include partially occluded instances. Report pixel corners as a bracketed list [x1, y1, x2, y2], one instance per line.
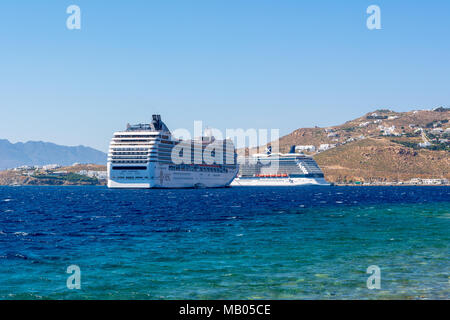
[230, 177, 330, 187]
[108, 163, 238, 189]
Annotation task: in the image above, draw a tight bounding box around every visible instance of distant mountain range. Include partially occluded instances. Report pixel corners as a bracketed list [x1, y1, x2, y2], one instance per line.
[0, 139, 106, 170]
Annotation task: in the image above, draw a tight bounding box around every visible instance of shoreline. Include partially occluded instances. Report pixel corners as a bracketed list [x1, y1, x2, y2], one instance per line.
[1, 183, 449, 187]
[334, 183, 450, 187]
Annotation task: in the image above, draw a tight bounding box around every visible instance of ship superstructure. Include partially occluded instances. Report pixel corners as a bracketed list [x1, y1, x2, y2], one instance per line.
[107, 115, 238, 188]
[231, 147, 329, 186]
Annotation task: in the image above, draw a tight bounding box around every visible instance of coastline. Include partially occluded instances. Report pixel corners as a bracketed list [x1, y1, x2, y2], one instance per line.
[1, 183, 449, 187]
[334, 183, 450, 187]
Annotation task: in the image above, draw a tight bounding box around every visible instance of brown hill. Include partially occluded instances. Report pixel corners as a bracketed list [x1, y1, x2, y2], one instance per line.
[240, 108, 449, 183]
[275, 109, 449, 153]
[314, 137, 449, 183]
[59, 164, 106, 172]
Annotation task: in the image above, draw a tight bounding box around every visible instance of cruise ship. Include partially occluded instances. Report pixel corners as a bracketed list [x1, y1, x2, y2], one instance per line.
[231, 146, 330, 186]
[107, 115, 238, 188]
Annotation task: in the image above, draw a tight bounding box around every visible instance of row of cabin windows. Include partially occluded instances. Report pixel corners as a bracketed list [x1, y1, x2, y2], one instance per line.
[111, 160, 149, 164]
[111, 156, 148, 160]
[113, 139, 155, 143]
[168, 165, 228, 173]
[111, 148, 149, 151]
[114, 135, 158, 138]
[112, 151, 149, 153]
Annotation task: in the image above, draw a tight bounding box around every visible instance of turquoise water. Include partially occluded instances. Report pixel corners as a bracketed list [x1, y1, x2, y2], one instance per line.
[0, 186, 449, 299]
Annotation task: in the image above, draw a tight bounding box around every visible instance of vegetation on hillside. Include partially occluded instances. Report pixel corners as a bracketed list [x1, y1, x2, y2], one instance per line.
[32, 173, 99, 184]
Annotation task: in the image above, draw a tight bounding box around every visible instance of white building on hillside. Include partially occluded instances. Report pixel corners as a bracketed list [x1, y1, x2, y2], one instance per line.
[43, 164, 61, 170]
[78, 170, 108, 180]
[430, 128, 443, 134]
[419, 142, 431, 148]
[327, 132, 338, 137]
[295, 145, 316, 152]
[378, 125, 400, 136]
[318, 144, 336, 152]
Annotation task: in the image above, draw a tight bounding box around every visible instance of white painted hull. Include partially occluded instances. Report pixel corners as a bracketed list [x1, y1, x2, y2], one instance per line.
[230, 177, 330, 187]
[108, 163, 238, 189]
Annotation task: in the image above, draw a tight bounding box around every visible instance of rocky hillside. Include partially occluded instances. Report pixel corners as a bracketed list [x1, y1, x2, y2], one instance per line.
[315, 137, 449, 183]
[276, 108, 449, 152]
[241, 108, 450, 183]
[0, 164, 107, 186]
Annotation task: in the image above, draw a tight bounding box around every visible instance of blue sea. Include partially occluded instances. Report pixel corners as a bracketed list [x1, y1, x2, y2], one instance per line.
[0, 186, 448, 300]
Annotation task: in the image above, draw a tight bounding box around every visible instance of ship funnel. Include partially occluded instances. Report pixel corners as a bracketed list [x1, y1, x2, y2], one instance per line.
[289, 145, 296, 154]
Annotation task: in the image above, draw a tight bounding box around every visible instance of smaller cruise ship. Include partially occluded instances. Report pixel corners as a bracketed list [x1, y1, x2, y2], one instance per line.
[231, 146, 329, 186]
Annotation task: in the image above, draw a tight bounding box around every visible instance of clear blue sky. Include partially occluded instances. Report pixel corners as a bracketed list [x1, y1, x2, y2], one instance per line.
[1, 0, 449, 152]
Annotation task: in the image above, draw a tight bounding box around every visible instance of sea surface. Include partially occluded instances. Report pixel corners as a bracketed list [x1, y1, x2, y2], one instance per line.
[0, 186, 448, 300]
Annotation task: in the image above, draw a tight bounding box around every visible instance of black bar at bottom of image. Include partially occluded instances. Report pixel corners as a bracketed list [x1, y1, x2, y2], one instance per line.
[0, 300, 444, 318]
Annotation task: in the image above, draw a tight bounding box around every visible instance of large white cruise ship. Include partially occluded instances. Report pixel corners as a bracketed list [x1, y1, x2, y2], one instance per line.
[108, 115, 238, 188]
[231, 146, 330, 186]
